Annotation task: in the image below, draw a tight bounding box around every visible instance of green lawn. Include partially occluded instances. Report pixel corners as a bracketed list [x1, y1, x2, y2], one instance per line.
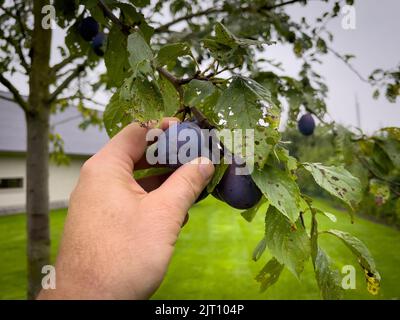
[1, 198, 399, 300]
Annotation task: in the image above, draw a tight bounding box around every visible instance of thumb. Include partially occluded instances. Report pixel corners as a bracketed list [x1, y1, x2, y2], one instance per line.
[150, 157, 214, 217]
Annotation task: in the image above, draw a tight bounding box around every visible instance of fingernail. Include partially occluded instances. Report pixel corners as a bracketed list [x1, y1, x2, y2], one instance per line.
[194, 157, 214, 180]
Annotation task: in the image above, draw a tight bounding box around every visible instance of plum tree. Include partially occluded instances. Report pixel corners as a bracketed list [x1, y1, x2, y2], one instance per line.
[78, 17, 99, 41]
[156, 121, 208, 168]
[298, 113, 316, 136]
[213, 158, 262, 210]
[92, 33, 106, 57]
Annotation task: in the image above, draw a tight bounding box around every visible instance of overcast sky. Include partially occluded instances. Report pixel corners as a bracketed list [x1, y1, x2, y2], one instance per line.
[274, 0, 400, 133]
[1, 0, 399, 134]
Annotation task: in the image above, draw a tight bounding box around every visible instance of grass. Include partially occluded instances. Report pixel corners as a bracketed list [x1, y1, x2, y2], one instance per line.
[0, 198, 399, 300]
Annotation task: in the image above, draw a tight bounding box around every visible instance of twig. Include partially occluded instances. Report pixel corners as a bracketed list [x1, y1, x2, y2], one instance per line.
[155, 8, 221, 33]
[97, 0, 132, 35]
[328, 47, 369, 84]
[48, 63, 86, 103]
[155, 0, 305, 33]
[0, 74, 28, 112]
[51, 54, 80, 76]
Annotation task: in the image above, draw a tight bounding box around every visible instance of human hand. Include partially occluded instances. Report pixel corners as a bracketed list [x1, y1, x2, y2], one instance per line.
[38, 118, 214, 300]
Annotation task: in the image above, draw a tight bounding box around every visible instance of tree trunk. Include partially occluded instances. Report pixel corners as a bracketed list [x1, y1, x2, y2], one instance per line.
[26, 0, 52, 300]
[25, 110, 50, 300]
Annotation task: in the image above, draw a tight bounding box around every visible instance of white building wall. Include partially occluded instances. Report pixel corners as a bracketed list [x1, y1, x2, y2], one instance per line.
[0, 155, 87, 213]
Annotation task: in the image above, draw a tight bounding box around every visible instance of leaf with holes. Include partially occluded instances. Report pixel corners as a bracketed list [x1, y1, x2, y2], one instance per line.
[302, 163, 362, 210]
[184, 80, 216, 106]
[264, 206, 310, 277]
[252, 166, 302, 223]
[216, 76, 281, 167]
[369, 179, 390, 205]
[313, 247, 343, 300]
[156, 42, 192, 68]
[255, 257, 284, 293]
[131, 75, 164, 121]
[127, 32, 153, 75]
[103, 90, 134, 138]
[323, 229, 381, 295]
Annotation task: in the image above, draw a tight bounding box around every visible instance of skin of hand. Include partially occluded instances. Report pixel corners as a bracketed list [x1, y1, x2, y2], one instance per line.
[38, 118, 215, 300]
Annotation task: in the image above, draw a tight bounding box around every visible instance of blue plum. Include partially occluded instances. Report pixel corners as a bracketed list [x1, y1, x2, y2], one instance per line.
[156, 121, 208, 168]
[298, 113, 315, 136]
[213, 158, 262, 209]
[78, 17, 99, 41]
[92, 33, 106, 57]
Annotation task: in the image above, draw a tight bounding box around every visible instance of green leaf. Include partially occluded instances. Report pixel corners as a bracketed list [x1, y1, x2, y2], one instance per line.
[127, 32, 153, 74]
[134, 167, 173, 180]
[129, 0, 150, 8]
[103, 90, 134, 138]
[252, 236, 267, 261]
[203, 22, 270, 66]
[206, 163, 229, 194]
[183, 80, 221, 125]
[255, 257, 284, 293]
[119, 74, 164, 123]
[318, 210, 337, 223]
[212, 22, 238, 47]
[184, 80, 216, 106]
[380, 127, 400, 140]
[131, 75, 164, 121]
[314, 247, 343, 300]
[264, 206, 310, 277]
[273, 145, 298, 178]
[105, 25, 130, 87]
[241, 198, 267, 223]
[158, 73, 180, 116]
[324, 229, 381, 295]
[375, 137, 400, 168]
[252, 166, 302, 223]
[156, 42, 191, 68]
[215, 76, 281, 168]
[302, 163, 362, 210]
[369, 179, 390, 205]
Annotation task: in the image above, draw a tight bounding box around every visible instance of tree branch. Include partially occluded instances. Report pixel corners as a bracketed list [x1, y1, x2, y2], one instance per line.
[0, 74, 28, 112]
[328, 47, 369, 83]
[154, 0, 305, 33]
[0, 33, 30, 73]
[50, 54, 80, 76]
[48, 64, 86, 103]
[97, 0, 132, 35]
[260, 0, 305, 11]
[0, 93, 17, 103]
[1, 5, 30, 49]
[154, 8, 221, 33]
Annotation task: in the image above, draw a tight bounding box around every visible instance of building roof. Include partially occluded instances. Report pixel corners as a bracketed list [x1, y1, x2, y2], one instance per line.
[0, 91, 109, 156]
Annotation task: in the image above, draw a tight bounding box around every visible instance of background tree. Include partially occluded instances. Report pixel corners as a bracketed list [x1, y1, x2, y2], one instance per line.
[0, 0, 398, 299]
[0, 0, 101, 299]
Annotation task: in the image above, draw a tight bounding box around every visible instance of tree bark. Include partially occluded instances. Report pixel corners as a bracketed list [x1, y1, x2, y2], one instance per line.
[26, 0, 52, 300]
[25, 110, 50, 300]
